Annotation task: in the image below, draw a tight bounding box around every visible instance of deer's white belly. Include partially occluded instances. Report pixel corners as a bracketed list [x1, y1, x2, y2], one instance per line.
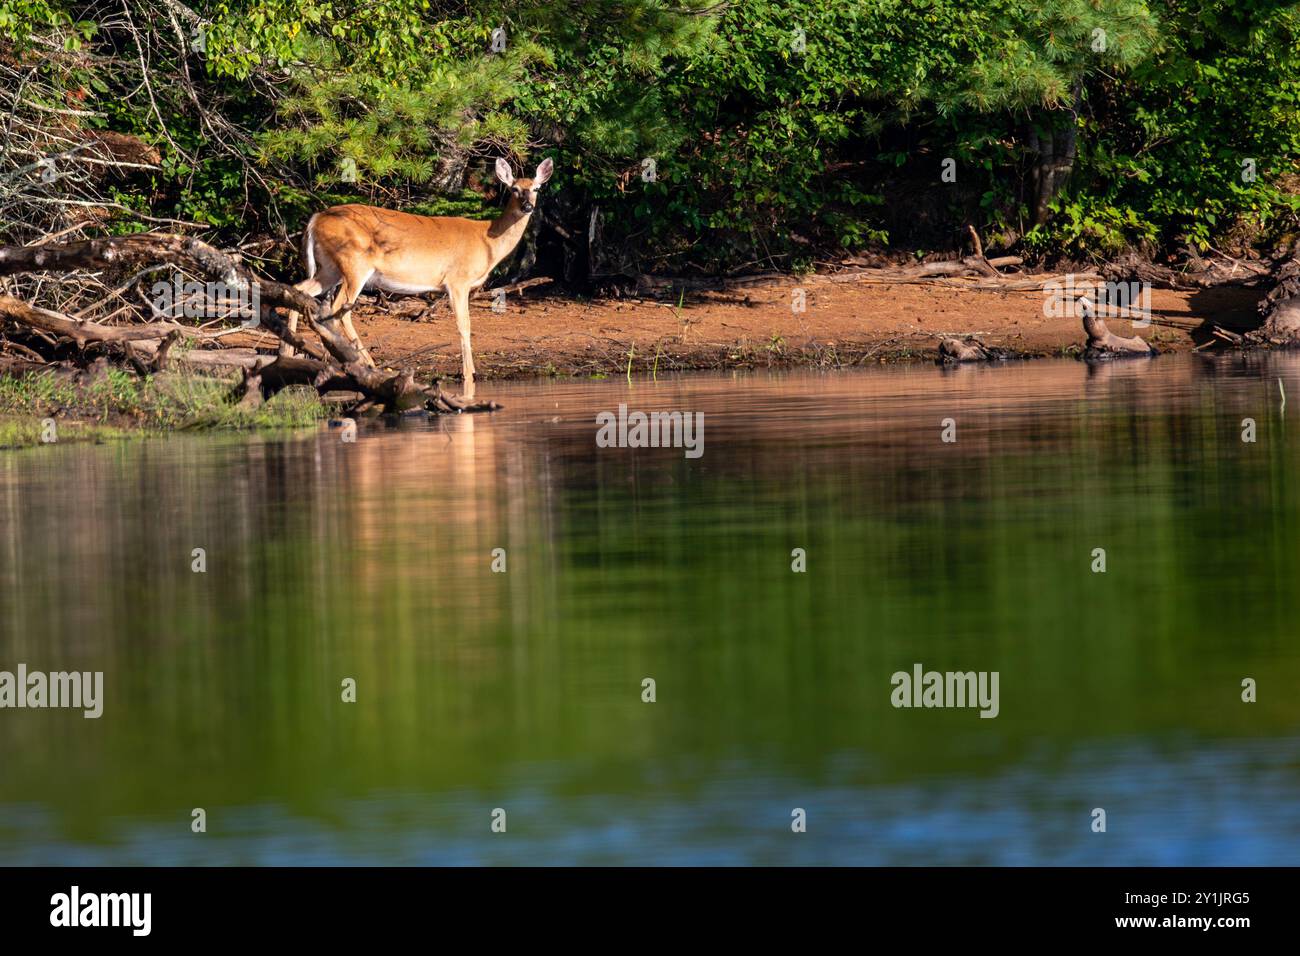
[365, 272, 443, 295]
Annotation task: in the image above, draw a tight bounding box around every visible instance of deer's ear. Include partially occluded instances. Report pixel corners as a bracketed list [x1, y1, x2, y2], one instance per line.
[534, 157, 554, 185]
[495, 158, 515, 186]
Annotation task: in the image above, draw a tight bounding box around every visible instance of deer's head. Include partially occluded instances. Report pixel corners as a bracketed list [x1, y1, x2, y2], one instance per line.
[496, 157, 554, 215]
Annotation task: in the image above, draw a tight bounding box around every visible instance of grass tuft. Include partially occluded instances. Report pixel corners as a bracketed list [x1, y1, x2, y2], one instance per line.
[0, 367, 327, 449]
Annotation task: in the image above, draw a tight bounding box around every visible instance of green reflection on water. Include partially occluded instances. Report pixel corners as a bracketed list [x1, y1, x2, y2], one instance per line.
[1, 355, 1298, 863]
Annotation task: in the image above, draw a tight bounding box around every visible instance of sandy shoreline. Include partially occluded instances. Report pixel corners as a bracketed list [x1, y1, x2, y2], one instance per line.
[342, 275, 1264, 383]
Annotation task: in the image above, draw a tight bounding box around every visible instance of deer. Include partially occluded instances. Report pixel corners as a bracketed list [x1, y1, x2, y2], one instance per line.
[284, 157, 554, 398]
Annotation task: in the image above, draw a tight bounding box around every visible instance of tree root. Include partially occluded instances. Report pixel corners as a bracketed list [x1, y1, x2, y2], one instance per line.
[1237, 256, 1300, 348]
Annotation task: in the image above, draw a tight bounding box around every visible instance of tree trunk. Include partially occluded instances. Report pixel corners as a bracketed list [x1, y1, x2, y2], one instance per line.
[1031, 88, 1081, 226]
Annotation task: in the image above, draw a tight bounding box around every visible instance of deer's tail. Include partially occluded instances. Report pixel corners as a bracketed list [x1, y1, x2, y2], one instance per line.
[302, 213, 319, 280]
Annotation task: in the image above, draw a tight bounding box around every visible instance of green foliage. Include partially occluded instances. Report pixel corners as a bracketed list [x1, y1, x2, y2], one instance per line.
[947, 0, 1161, 111]
[506, 0, 1191, 268]
[3, 0, 1299, 270]
[0, 0, 66, 42]
[259, 36, 538, 190]
[1058, 0, 1300, 253]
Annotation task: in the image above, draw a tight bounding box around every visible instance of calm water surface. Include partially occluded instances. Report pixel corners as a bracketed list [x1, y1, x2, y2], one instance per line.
[2, 353, 1299, 864]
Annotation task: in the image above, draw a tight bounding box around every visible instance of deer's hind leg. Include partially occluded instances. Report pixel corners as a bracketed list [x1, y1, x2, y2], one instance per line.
[282, 256, 341, 357]
[281, 277, 323, 357]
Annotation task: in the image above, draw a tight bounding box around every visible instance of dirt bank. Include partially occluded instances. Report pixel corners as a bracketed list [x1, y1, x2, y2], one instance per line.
[336, 274, 1263, 382]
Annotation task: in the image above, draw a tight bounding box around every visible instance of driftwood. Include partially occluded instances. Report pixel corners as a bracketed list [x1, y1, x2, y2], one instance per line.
[0, 233, 501, 414]
[625, 230, 1274, 304]
[836, 243, 1275, 300]
[905, 255, 1023, 278]
[1101, 250, 1272, 290]
[1079, 246, 1300, 353]
[635, 272, 788, 294]
[474, 276, 552, 299]
[937, 336, 1016, 364]
[380, 275, 555, 320]
[1082, 312, 1156, 360]
[821, 266, 1059, 291]
[636, 250, 1026, 296]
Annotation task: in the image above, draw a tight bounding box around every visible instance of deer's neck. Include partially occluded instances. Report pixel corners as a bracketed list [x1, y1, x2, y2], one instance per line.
[485, 206, 532, 264]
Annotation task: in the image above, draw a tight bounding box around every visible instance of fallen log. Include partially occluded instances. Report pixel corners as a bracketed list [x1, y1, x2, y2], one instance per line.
[0, 233, 502, 415]
[0, 295, 183, 347]
[137, 343, 262, 370]
[0, 357, 49, 377]
[905, 255, 1023, 279]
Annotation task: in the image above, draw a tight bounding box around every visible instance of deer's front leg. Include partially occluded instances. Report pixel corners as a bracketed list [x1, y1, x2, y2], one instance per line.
[449, 285, 476, 399]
